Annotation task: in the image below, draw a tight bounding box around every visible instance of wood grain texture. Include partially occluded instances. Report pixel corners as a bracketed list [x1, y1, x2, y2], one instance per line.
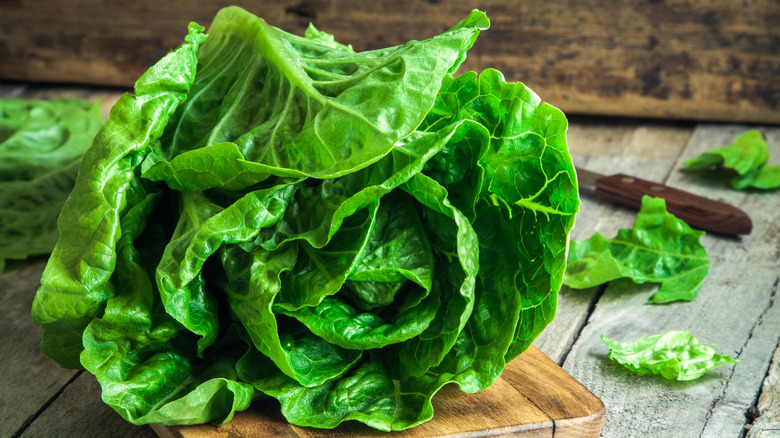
[676, 125, 780, 438]
[151, 346, 604, 438]
[0, 260, 156, 438]
[0, 260, 77, 438]
[747, 341, 780, 437]
[1, 0, 779, 123]
[19, 372, 158, 438]
[557, 124, 780, 437]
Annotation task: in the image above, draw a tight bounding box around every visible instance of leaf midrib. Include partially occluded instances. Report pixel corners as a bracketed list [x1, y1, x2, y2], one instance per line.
[608, 238, 709, 262]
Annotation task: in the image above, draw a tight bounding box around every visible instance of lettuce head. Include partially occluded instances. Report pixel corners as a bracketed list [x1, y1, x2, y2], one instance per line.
[31, 6, 578, 431]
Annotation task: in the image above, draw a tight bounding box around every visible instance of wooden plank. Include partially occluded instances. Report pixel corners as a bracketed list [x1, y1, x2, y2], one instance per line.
[0, 260, 77, 438]
[1, 1, 779, 123]
[533, 118, 694, 364]
[559, 124, 780, 437]
[152, 347, 604, 438]
[673, 125, 780, 437]
[747, 341, 780, 437]
[499, 347, 605, 437]
[19, 372, 157, 438]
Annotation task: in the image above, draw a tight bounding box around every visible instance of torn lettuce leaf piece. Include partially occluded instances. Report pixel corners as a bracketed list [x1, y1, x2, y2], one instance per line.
[0, 97, 102, 273]
[32, 6, 578, 432]
[601, 331, 739, 381]
[684, 129, 780, 190]
[564, 196, 709, 304]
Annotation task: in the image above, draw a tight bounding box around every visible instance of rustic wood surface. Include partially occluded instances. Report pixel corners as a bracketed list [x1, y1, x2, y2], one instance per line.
[1, 1, 779, 124]
[1, 82, 778, 437]
[748, 343, 780, 438]
[535, 121, 780, 437]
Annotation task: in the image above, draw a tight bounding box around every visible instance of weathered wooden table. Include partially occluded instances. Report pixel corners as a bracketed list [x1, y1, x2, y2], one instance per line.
[1, 82, 778, 438]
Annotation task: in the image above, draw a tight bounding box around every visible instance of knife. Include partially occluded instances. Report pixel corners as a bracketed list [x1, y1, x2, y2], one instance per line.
[576, 167, 753, 236]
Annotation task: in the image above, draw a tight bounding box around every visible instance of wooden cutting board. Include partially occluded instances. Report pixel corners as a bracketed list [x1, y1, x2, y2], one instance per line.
[151, 346, 604, 438]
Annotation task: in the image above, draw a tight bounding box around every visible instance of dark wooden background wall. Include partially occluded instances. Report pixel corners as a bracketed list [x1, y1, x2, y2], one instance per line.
[1, 0, 778, 124]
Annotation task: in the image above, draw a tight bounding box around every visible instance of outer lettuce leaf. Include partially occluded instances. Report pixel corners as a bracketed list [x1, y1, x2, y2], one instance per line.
[601, 331, 739, 381]
[303, 23, 354, 52]
[411, 69, 577, 389]
[0, 98, 102, 272]
[32, 6, 579, 431]
[142, 7, 489, 187]
[684, 129, 780, 190]
[564, 196, 709, 304]
[32, 21, 208, 368]
[79, 181, 255, 425]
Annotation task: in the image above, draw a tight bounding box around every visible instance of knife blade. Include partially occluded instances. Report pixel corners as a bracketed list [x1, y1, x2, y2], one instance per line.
[576, 167, 753, 236]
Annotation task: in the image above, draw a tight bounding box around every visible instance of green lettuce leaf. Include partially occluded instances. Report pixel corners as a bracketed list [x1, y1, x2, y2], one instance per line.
[601, 331, 739, 381]
[32, 6, 579, 431]
[732, 163, 780, 190]
[0, 98, 102, 272]
[564, 196, 709, 303]
[33, 20, 208, 369]
[684, 129, 780, 190]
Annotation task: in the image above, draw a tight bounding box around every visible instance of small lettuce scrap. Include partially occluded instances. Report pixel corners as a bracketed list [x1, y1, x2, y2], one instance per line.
[601, 331, 739, 381]
[684, 129, 780, 190]
[564, 196, 709, 304]
[31, 6, 579, 432]
[0, 98, 102, 273]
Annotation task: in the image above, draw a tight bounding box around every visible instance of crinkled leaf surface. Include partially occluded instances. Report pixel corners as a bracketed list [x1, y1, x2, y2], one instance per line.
[684, 129, 780, 190]
[564, 196, 709, 304]
[32, 6, 578, 432]
[32, 21, 208, 369]
[601, 331, 739, 381]
[0, 98, 102, 272]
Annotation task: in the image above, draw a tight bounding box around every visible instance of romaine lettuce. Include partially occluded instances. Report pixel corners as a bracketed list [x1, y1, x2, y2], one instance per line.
[0, 98, 102, 273]
[31, 7, 579, 430]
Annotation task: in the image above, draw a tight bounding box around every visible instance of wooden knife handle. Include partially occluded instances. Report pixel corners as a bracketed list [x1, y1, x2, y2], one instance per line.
[594, 173, 753, 235]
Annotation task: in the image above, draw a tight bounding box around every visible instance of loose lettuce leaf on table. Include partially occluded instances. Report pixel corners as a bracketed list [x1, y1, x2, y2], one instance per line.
[733, 164, 780, 189]
[564, 196, 709, 304]
[32, 6, 579, 431]
[0, 98, 102, 273]
[601, 331, 739, 381]
[684, 129, 780, 190]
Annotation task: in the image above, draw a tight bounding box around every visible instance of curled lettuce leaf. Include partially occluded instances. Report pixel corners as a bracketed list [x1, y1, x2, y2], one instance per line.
[564, 196, 709, 304]
[601, 331, 739, 381]
[684, 129, 780, 190]
[0, 98, 102, 273]
[31, 6, 578, 431]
